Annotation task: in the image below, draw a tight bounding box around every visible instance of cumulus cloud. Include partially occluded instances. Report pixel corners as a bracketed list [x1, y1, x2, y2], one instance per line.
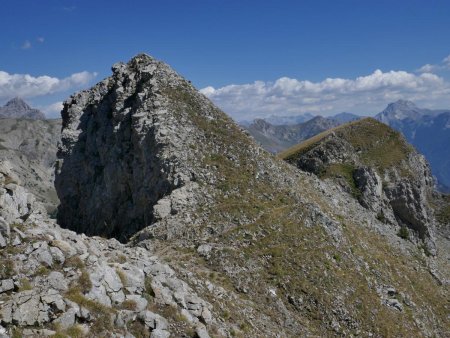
[37, 37, 45, 43]
[40, 101, 64, 118]
[444, 55, 450, 68]
[417, 64, 436, 73]
[417, 54, 450, 73]
[201, 69, 450, 120]
[0, 70, 98, 100]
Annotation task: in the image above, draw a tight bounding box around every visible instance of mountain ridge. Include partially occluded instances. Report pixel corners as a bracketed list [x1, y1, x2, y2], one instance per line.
[0, 54, 448, 337]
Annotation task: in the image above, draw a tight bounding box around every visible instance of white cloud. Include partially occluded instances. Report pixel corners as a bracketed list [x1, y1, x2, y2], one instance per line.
[21, 40, 31, 50]
[0, 70, 97, 100]
[443, 55, 450, 68]
[417, 64, 436, 73]
[40, 101, 64, 118]
[417, 54, 450, 73]
[201, 69, 450, 120]
[37, 37, 45, 43]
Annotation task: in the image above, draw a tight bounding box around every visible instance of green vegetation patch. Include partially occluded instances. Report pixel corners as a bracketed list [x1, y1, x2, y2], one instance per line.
[280, 118, 414, 176]
[319, 163, 361, 199]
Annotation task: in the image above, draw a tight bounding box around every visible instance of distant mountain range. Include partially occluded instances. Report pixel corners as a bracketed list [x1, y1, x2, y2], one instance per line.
[0, 97, 45, 120]
[375, 100, 450, 192]
[243, 101, 450, 192]
[243, 112, 361, 153]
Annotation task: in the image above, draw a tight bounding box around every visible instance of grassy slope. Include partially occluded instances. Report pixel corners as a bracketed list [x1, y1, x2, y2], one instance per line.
[279, 118, 414, 174]
[161, 83, 449, 336]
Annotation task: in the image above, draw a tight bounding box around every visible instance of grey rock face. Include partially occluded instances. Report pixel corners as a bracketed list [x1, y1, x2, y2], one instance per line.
[353, 167, 383, 212]
[284, 119, 438, 253]
[56, 54, 200, 241]
[0, 98, 45, 120]
[0, 172, 219, 337]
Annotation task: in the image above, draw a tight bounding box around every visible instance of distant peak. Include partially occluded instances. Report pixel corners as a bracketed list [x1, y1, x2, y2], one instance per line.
[5, 97, 31, 110]
[388, 99, 417, 109]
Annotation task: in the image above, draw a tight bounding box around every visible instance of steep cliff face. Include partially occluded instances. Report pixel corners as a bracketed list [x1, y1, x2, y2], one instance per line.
[281, 118, 437, 253]
[56, 55, 204, 241]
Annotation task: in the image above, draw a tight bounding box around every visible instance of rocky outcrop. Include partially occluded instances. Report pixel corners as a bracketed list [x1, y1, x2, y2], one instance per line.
[0, 98, 45, 120]
[0, 160, 219, 337]
[56, 55, 203, 241]
[282, 118, 438, 253]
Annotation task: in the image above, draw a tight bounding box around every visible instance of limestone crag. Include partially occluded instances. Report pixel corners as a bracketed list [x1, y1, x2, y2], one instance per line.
[56, 55, 202, 241]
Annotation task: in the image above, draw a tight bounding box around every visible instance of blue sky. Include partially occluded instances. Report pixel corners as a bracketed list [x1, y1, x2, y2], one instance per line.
[1, 0, 450, 120]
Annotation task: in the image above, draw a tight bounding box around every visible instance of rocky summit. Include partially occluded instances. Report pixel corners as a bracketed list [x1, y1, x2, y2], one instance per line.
[0, 98, 46, 120]
[1, 54, 449, 337]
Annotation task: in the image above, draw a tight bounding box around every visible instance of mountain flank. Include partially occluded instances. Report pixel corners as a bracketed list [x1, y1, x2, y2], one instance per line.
[0, 54, 448, 337]
[0, 118, 60, 212]
[280, 118, 438, 252]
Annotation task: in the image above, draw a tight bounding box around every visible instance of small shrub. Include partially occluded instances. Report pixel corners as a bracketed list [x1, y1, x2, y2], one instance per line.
[376, 212, 387, 223]
[19, 278, 33, 291]
[79, 269, 92, 293]
[0, 258, 15, 279]
[120, 299, 137, 311]
[333, 254, 341, 262]
[397, 226, 409, 240]
[128, 320, 150, 338]
[11, 328, 23, 338]
[116, 268, 127, 286]
[51, 334, 67, 338]
[35, 265, 50, 276]
[222, 310, 230, 319]
[64, 256, 85, 269]
[117, 254, 127, 264]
